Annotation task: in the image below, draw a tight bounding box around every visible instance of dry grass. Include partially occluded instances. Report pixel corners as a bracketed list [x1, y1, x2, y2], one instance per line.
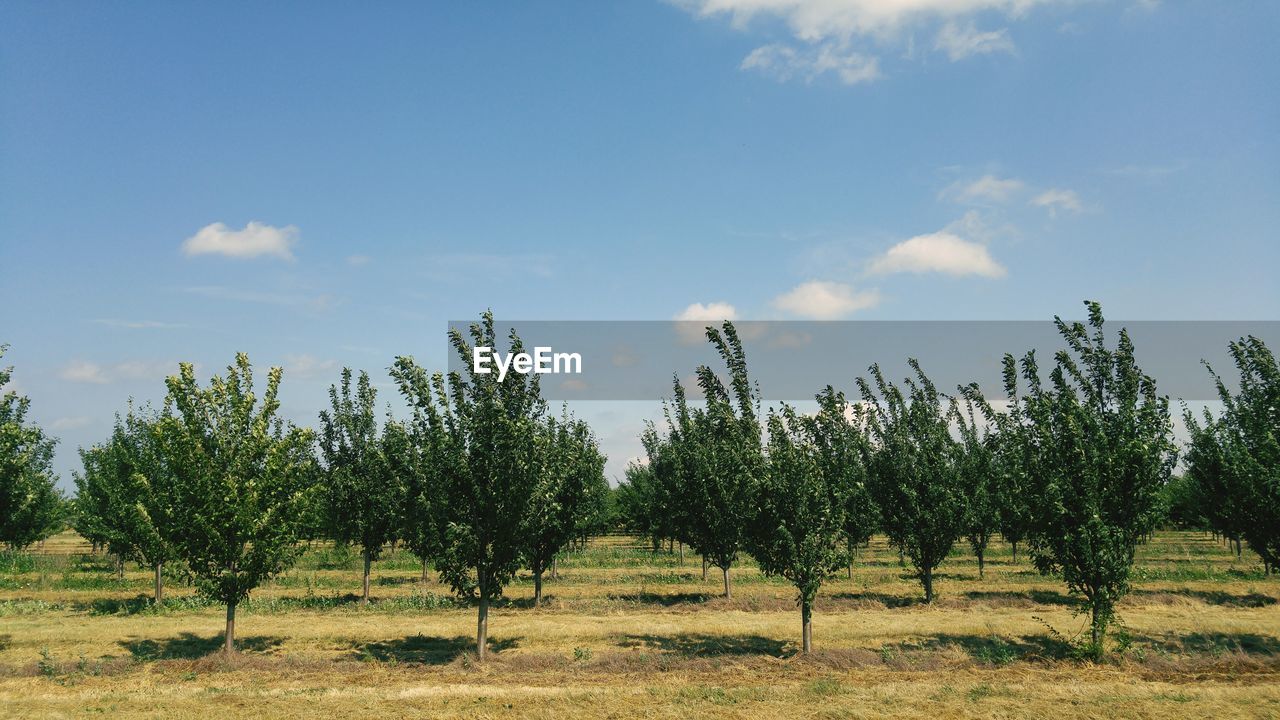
[1, 531, 1277, 718]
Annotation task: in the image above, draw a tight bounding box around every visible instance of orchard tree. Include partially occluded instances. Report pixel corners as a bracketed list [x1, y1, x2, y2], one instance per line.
[661, 322, 763, 599]
[749, 400, 855, 654]
[953, 393, 1000, 579]
[522, 412, 606, 605]
[0, 345, 64, 550]
[74, 407, 177, 602]
[1186, 336, 1280, 572]
[153, 354, 317, 653]
[859, 360, 967, 603]
[1003, 302, 1176, 659]
[386, 416, 439, 582]
[391, 312, 547, 660]
[617, 458, 668, 551]
[808, 387, 878, 578]
[988, 357, 1037, 563]
[318, 368, 405, 605]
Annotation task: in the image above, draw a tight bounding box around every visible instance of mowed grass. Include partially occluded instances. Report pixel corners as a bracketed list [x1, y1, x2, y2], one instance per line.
[1, 531, 1277, 718]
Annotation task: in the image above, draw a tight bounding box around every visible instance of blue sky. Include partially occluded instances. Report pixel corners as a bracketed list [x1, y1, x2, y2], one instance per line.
[2, 1, 1277, 488]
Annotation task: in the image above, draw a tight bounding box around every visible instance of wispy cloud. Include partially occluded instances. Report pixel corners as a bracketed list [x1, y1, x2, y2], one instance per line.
[184, 285, 336, 311]
[182, 221, 298, 261]
[680, 0, 1070, 83]
[941, 174, 1025, 204]
[282, 354, 338, 379]
[1031, 188, 1083, 217]
[49, 416, 92, 431]
[93, 318, 187, 330]
[934, 21, 1015, 61]
[59, 359, 182, 385]
[741, 42, 880, 85]
[772, 280, 880, 319]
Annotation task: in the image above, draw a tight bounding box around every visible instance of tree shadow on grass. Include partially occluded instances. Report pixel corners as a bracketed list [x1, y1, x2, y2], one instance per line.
[617, 633, 789, 658]
[887, 633, 1075, 664]
[121, 633, 284, 660]
[828, 591, 926, 608]
[964, 589, 1079, 607]
[608, 591, 713, 607]
[86, 596, 154, 616]
[1132, 588, 1277, 608]
[1136, 632, 1280, 656]
[351, 634, 520, 664]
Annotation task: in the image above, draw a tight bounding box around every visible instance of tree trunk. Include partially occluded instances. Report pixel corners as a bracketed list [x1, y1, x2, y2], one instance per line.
[702, 556, 708, 581]
[361, 549, 372, 606]
[1235, 539, 1242, 558]
[977, 549, 985, 579]
[678, 542, 684, 566]
[421, 557, 429, 582]
[224, 602, 237, 654]
[153, 562, 164, 604]
[534, 569, 543, 606]
[801, 600, 813, 654]
[898, 547, 905, 567]
[552, 556, 558, 580]
[116, 555, 125, 580]
[476, 591, 489, 660]
[722, 566, 732, 600]
[1089, 604, 1103, 660]
[1011, 540, 1017, 564]
[922, 566, 934, 603]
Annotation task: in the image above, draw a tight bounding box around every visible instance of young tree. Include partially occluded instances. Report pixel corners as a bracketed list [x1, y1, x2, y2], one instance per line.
[386, 416, 438, 582]
[1003, 302, 1176, 659]
[74, 407, 177, 602]
[660, 322, 763, 599]
[953, 394, 999, 579]
[391, 312, 547, 660]
[152, 354, 317, 653]
[318, 368, 405, 605]
[0, 345, 64, 550]
[749, 398, 857, 653]
[859, 360, 967, 603]
[522, 412, 606, 605]
[808, 387, 878, 578]
[1185, 336, 1280, 573]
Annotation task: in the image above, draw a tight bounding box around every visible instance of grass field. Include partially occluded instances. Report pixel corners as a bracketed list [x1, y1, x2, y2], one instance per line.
[2, 530, 1277, 718]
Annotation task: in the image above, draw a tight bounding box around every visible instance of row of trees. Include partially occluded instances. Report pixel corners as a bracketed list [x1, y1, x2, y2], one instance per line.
[65, 314, 608, 657]
[3, 305, 1277, 661]
[623, 303, 1184, 658]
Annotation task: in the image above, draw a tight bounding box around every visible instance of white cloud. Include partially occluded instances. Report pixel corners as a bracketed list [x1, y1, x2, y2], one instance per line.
[934, 21, 1015, 61]
[182, 221, 298, 261]
[50, 416, 92, 431]
[282, 354, 337, 379]
[675, 302, 739, 322]
[60, 360, 109, 384]
[772, 280, 881, 319]
[742, 41, 880, 85]
[1030, 188, 1082, 217]
[868, 230, 1006, 277]
[942, 174, 1025, 204]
